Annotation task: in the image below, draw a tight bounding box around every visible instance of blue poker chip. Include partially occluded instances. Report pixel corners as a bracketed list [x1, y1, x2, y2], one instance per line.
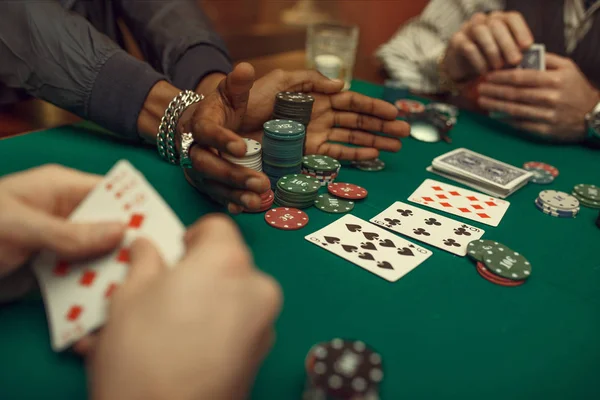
[534, 199, 578, 218]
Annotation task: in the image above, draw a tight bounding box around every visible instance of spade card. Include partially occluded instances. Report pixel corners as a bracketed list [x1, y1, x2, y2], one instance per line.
[519, 43, 545, 70]
[370, 202, 485, 256]
[408, 179, 510, 227]
[32, 160, 185, 351]
[305, 214, 432, 282]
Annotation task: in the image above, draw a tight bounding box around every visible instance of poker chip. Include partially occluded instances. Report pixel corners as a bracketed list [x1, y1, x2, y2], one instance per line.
[394, 99, 425, 117]
[467, 239, 501, 262]
[572, 191, 600, 209]
[475, 262, 525, 287]
[314, 193, 354, 213]
[524, 166, 554, 184]
[262, 119, 306, 188]
[409, 121, 441, 143]
[222, 138, 263, 172]
[426, 102, 459, 119]
[264, 207, 308, 230]
[275, 174, 320, 208]
[328, 182, 368, 200]
[273, 92, 314, 126]
[352, 158, 385, 172]
[482, 243, 531, 281]
[244, 189, 275, 213]
[534, 199, 579, 218]
[523, 161, 559, 177]
[572, 184, 600, 208]
[302, 155, 341, 186]
[537, 190, 579, 211]
[304, 339, 383, 400]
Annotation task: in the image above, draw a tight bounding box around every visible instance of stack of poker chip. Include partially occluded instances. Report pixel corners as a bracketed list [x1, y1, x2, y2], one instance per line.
[222, 138, 262, 172]
[274, 174, 320, 209]
[572, 184, 600, 209]
[301, 155, 340, 186]
[262, 120, 306, 189]
[467, 240, 532, 287]
[523, 161, 558, 184]
[303, 338, 383, 400]
[535, 190, 580, 218]
[272, 92, 315, 127]
[352, 158, 385, 172]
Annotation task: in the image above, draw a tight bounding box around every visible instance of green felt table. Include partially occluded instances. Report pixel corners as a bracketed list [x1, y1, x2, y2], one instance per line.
[1, 80, 600, 400]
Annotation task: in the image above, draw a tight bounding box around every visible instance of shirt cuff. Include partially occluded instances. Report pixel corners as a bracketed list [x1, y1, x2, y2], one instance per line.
[171, 44, 233, 91]
[88, 51, 165, 140]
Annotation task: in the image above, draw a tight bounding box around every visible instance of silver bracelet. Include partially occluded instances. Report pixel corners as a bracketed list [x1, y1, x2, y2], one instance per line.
[156, 90, 203, 165]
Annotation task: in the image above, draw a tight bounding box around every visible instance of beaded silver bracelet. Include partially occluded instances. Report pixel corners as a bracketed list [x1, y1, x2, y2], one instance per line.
[156, 90, 203, 165]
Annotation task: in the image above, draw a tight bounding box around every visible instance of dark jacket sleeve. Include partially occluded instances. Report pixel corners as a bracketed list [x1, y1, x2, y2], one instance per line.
[117, 0, 233, 91]
[0, 1, 165, 140]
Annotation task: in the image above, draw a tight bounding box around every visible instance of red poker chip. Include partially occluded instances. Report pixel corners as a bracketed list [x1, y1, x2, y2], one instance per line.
[264, 207, 309, 230]
[476, 262, 525, 287]
[260, 190, 274, 200]
[395, 99, 425, 116]
[523, 161, 559, 177]
[328, 182, 368, 200]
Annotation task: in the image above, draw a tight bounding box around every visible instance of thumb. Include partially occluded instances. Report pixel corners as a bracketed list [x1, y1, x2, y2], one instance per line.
[219, 62, 256, 111]
[284, 70, 345, 94]
[18, 206, 125, 261]
[121, 237, 166, 294]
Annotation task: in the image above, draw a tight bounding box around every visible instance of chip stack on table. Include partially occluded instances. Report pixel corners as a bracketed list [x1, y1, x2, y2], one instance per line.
[467, 240, 532, 287]
[264, 207, 309, 231]
[351, 159, 385, 172]
[272, 92, 315, 127]
[304, 338, 383, 400]
[274, 174, 320, 209]
[523, 161, 558, 184]
[328, 183, 368, 200]
[394, 99, 425, 118]
[302, 155, 341, 186]
[262, 120, 306, 189]
[535, 190, 580, 218]
[314, 193, 354, 214]
[572, 184, 600, 209]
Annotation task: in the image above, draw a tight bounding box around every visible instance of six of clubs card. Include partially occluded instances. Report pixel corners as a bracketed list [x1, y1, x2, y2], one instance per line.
[370, 201, 485, 256]
[305, 214, 432, 282]
[32, 160, 185, 351]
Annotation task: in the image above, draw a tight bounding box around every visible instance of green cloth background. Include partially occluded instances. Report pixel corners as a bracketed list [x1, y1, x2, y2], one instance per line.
[0, 80, 599, 399]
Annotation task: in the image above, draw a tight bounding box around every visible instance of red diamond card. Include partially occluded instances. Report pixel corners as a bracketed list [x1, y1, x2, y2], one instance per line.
[408, 179, 510, 227]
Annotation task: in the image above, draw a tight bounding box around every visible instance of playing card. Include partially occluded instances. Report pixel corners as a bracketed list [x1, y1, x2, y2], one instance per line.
[408, 179, 510, 227]
[519, 43, 546, 71]
[32, 160, 185, 351]
[370, 202, 485, 256]
[305, 214, 432, 282]
[431, 148, 532, 195]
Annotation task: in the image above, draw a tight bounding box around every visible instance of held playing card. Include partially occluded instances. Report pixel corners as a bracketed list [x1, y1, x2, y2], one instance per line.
[519, 43, 546, 71]
[305, 214, 432, 282]
[32, 160, 185, 351]
[370, 202, 485, 256]
[430, 148, 532, 198]
[408, 179, 510, 227]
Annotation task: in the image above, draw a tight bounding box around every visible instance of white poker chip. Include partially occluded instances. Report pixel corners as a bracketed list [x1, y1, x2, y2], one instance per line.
[538, 190, 579, 211]
[243, 138, 262, 156]
[409, 121, 441, 143]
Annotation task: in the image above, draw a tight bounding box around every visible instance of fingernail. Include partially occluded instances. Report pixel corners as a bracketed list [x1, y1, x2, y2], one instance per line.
[97, 222, 125, 239]
[226, 140, 245, 156]
[246, 177, 265, 192]
[332, 79, 344, 84]
[240, 193, 254, 208]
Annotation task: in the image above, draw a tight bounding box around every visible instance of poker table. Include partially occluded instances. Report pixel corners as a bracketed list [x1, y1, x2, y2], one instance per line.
[1, 80, 599, 399]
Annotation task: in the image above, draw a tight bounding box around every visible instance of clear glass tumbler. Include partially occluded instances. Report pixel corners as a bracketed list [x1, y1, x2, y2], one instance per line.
[306, 22, 359, 90]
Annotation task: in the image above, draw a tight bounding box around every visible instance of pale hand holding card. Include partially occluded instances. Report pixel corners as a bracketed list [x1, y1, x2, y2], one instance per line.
[408, 179, 510, 227]
[370, 202, 485, 256]
[32, 160, 185, 351]
[305, 214, 432, 282]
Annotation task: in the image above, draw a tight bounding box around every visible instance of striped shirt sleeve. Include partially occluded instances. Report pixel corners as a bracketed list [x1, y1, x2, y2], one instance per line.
[376, 0, 505, 93]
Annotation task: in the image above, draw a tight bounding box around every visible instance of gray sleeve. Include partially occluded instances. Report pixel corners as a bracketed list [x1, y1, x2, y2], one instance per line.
[117, 0, 232, 91]
[0, 1, 166, 139]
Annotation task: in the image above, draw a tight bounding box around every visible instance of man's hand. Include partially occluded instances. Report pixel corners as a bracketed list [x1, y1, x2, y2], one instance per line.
[241, 69, 410, 160]
[477, 54, 600, 141]
[0, 165, 125, 302]
[87, 215, 282, 400]
[443, 11, 534, 83]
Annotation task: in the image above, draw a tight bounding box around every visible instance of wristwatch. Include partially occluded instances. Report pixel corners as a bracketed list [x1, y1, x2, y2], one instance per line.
[584, 101, 600, 142]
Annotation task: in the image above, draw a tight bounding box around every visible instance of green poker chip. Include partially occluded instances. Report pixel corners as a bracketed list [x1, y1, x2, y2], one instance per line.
[572, 192, 600, 209]
[277, 174, 320, 194]
[482, 244, 531, 281]
[314, 193, 354, 213]
[467, 239, 501, 262]
[352, 158, 385, 172]
[573, 184, 600, 202]
[302, 155, 340, 172]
